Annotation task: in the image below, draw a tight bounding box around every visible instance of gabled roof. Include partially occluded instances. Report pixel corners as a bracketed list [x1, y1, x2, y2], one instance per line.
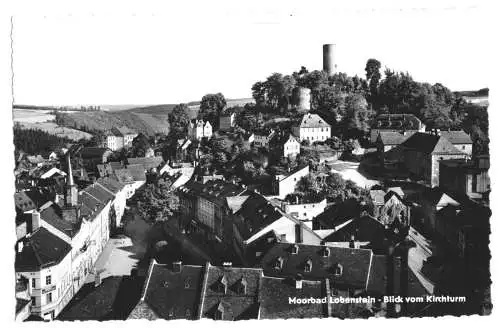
[180, 179, 247, 207]
[96, 177, 125, 194]
[401, 133, 463, 155]
[259, 242, 373, 289]
[234, 193, 287, 241]
[259, 277, 326, 319]
[139, 261, 205, 319]
[15, 227, 72, 271]
[112, 126, 137, 136]
[372, 114, 423, 130]
[14, 189, 52, 213]
[299, 113, 330, 128]
[440, 130, 473, 144]
[39, 204, 81, 237]
[127, 157, 163, 171]
[377, 131, 415, 146]
[201, 265, 262, 320]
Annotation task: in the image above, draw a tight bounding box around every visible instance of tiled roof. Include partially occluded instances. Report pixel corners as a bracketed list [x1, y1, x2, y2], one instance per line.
[372, 114, 423, 130]
[401, 133, 463, 155]
[377, 131, 415, 145]
[127, 157, 164, 171]
[299, 113, 330, 128]
[201, 265, 262, 320]
[14, 189, 51, 213]
[128, 301, 160, 320]
[112, 126, 137, 136]
[40, 204, 81, 237]
[15, 227, 72, 271]
[234, 193, 287, 241]
[259, 277, 326, 319]
[80, 147, 112, 159]
[440, 130, 472, 144]
[114, 165, 146, 183]
[141, 262, 204, 319]
[96, 177, 125, 194]
[180, 179, 246, 208]
[259, 242, 373, 290]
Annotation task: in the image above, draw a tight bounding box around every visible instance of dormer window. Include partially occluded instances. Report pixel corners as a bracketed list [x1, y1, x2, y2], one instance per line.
[334, 264, 343, 276]
[291, 244, 299, 254]
[304, 259, 312, 273]
[219, 275, 228, 294]
[274, 256, 284, 270]
[237, 277, 248, 294]
[214, 303, 224, 320]
[322, 247, 330, 257]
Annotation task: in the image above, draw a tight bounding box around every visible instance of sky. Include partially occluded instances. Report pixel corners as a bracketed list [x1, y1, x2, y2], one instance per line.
[11, 1, 493, 106]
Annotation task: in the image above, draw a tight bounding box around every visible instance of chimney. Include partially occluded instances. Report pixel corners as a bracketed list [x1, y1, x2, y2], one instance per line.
[295, 274, 303, 289]
[17, 241, 24, 253]
[31, 210, 41, 232]
[349, 235, 355, 248]
[295, 224, 303, 244]
[172, 261, 182, 273]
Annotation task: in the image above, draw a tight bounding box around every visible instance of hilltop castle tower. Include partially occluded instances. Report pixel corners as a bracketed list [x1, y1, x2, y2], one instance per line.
[322, 44, 337, 76]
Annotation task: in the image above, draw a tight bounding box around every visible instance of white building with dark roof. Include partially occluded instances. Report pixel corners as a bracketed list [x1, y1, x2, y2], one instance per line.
[292, 113, 331, 143]
[188, 120, 212, 140]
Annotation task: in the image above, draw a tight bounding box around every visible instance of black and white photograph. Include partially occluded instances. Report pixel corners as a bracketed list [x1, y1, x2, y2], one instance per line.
[3, 0, 496, 324]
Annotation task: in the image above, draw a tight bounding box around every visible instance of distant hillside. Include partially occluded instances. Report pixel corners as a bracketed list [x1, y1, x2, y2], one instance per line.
[125, 98, 254, 118]
[55, 111, 169, 136]
[454, 88, 489, 98]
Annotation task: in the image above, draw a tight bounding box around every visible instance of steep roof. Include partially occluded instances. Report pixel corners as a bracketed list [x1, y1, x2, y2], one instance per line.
[15, 227, 72, 271]
[259, 277, 326, 319]
[299, 113, 330, 128]
[112, 126, 137, 136]
[401, 133, 464, 155]
[258, 242, 373, 290]
[200, 265, 262, 320]
[14, 189, 52, 213]
[233, 192, 291, 241]
[377, 131, 415, 146]
[39, 204, 81, 237]
[440, 130, 473, 144]
[140, 261, 204, 319]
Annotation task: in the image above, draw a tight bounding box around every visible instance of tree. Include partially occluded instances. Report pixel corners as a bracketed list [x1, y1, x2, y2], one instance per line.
[134, 177, 180, 223]
[342, 93, 374, 138]
[365, 59, 382, 103]
[296, 174, 321, 193]
[131, 133, 151, 157]
[168, 103, 191, 137]
[199, 93, 226, 128]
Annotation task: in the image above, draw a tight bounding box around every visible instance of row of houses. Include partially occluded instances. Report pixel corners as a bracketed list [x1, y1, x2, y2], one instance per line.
[129, 234, 427, 320]
[14, 153, 145, 321]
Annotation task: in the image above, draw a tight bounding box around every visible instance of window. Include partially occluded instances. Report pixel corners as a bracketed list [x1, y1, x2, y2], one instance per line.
[46, 275, 52, 286]
[31, 297, 36, 307]
[462, 145, 466, 150]
[46, 293, 52, 304]
[304, 259, 312, 272]
[31, 278, 36, 289]
[334, 264, 343, 276]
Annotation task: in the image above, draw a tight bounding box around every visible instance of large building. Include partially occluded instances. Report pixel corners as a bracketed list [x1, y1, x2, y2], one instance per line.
[187, 120, 212, 140]
[14, 154, 127, 321]
[105, 126, 138, 151]
[218, 112, 236, 131]
[292, 113, 331, 143]
[439, 155, 490, 200]
[399, 132, 468, 187]
[370, 114, 426, 143]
